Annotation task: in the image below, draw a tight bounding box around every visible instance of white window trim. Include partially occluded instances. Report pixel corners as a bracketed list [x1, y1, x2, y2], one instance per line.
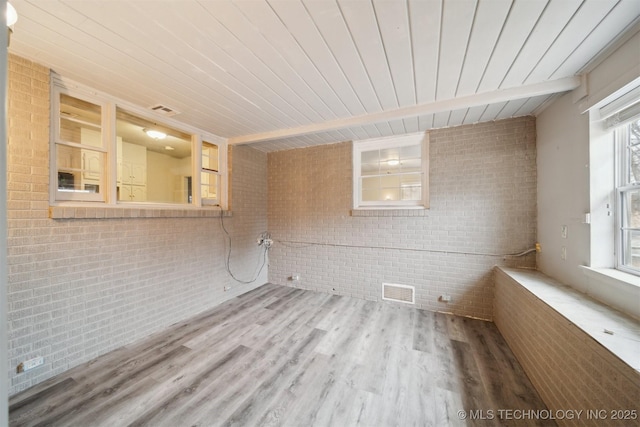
[51, 87, 110, 203]
[50, 74, 228, 210]
[583, 78, 640, 320]
[352, 132, 429, 210]
[614, 121, 640, 276]
[200, 140, 223, 206]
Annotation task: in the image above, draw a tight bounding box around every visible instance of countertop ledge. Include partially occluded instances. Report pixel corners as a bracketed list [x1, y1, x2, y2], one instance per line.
[49, 205, 232, 219]
[497, 267, 640, 374]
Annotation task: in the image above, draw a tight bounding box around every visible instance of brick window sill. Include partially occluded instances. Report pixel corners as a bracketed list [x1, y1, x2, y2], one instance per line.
[49, 205, 232, 219]
[496, 267, 640, 374]
[351, 208, 428, 217]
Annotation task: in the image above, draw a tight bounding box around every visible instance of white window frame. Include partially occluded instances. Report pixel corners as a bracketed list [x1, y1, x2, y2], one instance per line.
[50, 75, 228, 209]
[51, 88, 109, 202]
[352, 132, 429, 210]
[615, 119, 640, 276]
[200, 140, 222, 206]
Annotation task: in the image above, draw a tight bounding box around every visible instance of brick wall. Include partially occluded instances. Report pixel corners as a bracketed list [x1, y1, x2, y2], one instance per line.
[6, 55, 268, 395]
[267, 117, 537, 320]
[494, 268, 640, 427]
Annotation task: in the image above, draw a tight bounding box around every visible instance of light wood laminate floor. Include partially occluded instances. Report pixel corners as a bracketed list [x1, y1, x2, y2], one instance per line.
[10, 284, 555, 427]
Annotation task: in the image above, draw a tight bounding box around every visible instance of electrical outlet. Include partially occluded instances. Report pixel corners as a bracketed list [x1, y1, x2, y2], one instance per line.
[561, 246, 567, 260]
[17, 356, 44, 373]
[290, 275, 300, 281]
[224, 286, 231, 292]
[561, 225, 568, 239]
[439, 295, 452, 303]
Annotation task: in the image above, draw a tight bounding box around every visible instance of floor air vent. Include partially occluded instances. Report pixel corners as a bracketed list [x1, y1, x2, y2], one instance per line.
[382, 283, 415, 304]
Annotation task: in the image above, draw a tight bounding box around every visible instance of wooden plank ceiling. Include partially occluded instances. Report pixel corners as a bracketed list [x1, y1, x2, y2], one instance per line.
[8, 0, 640, 152]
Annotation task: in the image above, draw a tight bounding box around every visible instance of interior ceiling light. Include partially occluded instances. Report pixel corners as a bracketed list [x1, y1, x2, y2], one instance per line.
[6, 2, 17, 27]
[387, 159, 400, 166]
[164, 146, 174, 151]
[143, 128, 167, 140]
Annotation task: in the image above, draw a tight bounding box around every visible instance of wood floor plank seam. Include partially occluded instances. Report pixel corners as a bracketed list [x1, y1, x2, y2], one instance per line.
[221, 328, 327, 427]
[128, 345, 252, 427]
[9, 284, 555, 427]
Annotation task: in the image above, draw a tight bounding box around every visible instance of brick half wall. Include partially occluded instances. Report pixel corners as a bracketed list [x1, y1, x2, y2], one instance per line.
[494, 268, 640, 427]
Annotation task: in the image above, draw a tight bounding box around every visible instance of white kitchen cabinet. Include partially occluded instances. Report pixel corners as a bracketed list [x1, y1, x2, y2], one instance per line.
[117, 140, 147, 201]
[119, 183, 147, 202]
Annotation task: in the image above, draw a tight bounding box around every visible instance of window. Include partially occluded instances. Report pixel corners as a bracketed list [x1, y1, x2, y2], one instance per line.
[616, 118, 640, 275]
[54, 93, 107, 202]
[201, 141, 220, 205]
[116, 108, 193, 204]
[50, 77, 226, 208]
[353, 133, 429, 209]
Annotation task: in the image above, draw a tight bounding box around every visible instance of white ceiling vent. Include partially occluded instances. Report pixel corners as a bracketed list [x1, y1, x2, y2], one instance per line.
[149, 104, 180, 117]
[382, 283, 415, 304]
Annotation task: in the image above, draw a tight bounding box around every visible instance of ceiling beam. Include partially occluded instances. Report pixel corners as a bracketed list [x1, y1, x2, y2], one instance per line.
[228, 76, 581, 145]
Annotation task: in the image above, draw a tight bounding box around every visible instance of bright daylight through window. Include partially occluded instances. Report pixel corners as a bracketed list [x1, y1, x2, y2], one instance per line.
[617, 118, 640, 275]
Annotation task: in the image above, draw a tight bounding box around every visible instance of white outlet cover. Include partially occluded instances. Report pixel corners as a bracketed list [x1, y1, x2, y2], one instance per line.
[561, 225, 568, 239]
[23, 356, 44, 371]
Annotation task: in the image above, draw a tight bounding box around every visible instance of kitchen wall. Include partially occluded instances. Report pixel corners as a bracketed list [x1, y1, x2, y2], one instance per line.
[268, 116, 537, 320]
[6, 54, 268, 395]
[146, 150, 192, 203]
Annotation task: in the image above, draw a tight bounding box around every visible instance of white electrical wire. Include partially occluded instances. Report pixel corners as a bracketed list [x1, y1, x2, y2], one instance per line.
[218, 208, 271, 284]
[275, 239, 537, 258]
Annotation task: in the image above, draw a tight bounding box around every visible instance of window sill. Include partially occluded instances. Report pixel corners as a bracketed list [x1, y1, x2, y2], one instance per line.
[49, 204, 232, 219]
[497, 267, 640, 373]
[351, 207, 428, 217]
[581, 266, 640, 288]
[579, 266, 640, 320]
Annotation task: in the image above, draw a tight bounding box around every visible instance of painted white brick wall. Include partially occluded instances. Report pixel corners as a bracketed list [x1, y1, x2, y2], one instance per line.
[268, 117, 537, 320]
[6, 55, 268, 395]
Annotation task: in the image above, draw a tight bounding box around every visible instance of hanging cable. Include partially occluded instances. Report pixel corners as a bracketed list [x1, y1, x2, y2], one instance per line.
[218, 208, 271, 284]
[275, 238, 536, 258]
